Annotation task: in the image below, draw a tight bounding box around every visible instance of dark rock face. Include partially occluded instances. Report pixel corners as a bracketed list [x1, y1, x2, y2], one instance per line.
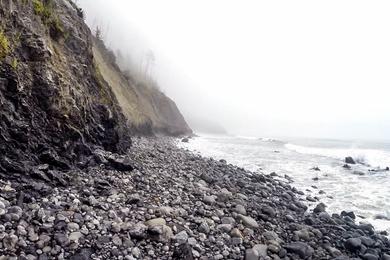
[0, 0, 131, 178]
[345, 157, 356, 164]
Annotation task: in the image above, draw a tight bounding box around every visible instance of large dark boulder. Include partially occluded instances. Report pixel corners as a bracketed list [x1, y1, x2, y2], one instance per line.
[345, 157, 356, 164]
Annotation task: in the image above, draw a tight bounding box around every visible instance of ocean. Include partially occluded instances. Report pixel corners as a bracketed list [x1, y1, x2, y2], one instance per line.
[178, 134, 390, 234]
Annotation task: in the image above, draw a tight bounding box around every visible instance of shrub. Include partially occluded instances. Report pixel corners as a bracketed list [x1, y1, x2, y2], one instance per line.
[0, 30, 10, 60]
[32, 0, 52, 23]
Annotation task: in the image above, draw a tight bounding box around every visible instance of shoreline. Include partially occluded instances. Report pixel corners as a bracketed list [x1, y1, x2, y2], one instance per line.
[0, 137, 389, 259]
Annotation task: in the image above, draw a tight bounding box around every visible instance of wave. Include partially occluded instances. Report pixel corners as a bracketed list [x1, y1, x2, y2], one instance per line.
[285, 143, 390, 168]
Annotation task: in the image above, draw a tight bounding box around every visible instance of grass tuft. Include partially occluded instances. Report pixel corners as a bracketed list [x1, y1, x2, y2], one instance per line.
[0, 29, 10, 60]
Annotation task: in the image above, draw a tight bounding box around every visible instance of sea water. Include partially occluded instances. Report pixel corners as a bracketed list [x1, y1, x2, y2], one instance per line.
[178, 134, 390, 234]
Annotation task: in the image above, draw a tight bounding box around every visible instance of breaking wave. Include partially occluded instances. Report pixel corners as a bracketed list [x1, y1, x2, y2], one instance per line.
[285, 143, 390, 168]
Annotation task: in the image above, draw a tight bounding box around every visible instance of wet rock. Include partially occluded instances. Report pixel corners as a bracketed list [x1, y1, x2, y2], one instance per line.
[313, 203, 326, 213]
[362, 253, 379, 260]
[345, 238, 362, 251]
[345, 157, 356, 164]
[285, 242, 314, 258]
[106, 156, 134, 172]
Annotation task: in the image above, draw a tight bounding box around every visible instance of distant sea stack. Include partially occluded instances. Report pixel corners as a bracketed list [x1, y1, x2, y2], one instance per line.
[0, 0, 191, 176]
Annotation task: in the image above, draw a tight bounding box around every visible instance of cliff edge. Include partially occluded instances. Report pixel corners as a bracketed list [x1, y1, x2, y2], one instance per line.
[0, 0, 190, 178]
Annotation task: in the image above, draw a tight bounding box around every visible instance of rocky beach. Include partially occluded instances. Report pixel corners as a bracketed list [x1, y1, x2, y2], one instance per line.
[0, 137, 388, 259]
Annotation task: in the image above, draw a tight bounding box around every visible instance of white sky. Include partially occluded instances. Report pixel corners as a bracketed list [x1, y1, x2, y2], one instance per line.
[77, 0, 390, 140]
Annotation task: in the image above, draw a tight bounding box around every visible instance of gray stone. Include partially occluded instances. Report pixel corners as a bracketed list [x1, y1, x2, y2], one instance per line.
[245, 248, 259, 260]
[238, 215, 259, 228]
[174, 231, 189, 244]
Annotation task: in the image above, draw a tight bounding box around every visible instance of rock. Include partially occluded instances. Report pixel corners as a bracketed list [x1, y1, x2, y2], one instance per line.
[313, 203, 326, 213]
[181, 138, 189, 143]
[127, 194, 141, 204]
[174, 231, 189, 244]
[198, 222, 210, 234]
[69, 248, 93, 260]
[261, 205, 276, 217]
[106, 156, 134, 172]
[173, 243, 194, 260]
[233, 204, 246, 215]
[345, 157, 356, 164]
[218, 188, 232, 202]
[54, 233, 70, 247]
[284, 242, 314, 258]
[245, 248, 259, 260]
[252, 244, 268, 257]
[7, 206, 23, 220]
[221, 217, 235, 225]
[237, 215, 259, 228]
[203, 195, 216, 205]
[217, 224, 233, 233]
[112, 234, 122, 246]
[343, 164, 351, 169]
[148, 224, 173, 242]
[132, 247, 141, 258]
[341, 211, 356, 219]
[145, 218, 166, 227]
[362, 253, 379, 260]
[128, 223, 148, 239]
[382, 254, 390, 260]
[67, 222, 80, 232]
[345, 238, 362, 251]
[311, 167, 321, 171]
[352, 170, 365, 176]
[69, 232, 83, 242]
[3, 234, 18, 250]
[230, 228, 243, 238]
[360, 236, 375, 247]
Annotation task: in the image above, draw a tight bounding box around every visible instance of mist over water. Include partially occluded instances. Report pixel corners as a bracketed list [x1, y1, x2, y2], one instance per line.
[77, 0, 390, 140]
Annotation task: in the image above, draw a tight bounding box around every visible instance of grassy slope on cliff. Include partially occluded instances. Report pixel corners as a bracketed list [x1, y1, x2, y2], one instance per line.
[93, 38, 192, 137]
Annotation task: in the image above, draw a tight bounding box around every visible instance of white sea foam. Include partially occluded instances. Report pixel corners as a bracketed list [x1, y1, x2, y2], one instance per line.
[179, 134, 390, 234]
[285, 143, 390, 168]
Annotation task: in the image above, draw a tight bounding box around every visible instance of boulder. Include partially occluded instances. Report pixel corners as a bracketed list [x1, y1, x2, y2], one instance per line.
[345, 157, 356, 164]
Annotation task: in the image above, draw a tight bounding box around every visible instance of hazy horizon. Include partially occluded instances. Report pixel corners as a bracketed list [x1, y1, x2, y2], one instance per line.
[77, 0, 390, 140]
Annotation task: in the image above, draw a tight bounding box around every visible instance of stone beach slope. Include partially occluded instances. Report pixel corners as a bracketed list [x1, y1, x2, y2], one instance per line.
[0, 137, 389, 259]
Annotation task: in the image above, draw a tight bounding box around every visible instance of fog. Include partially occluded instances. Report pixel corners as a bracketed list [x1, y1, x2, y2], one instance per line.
[77, 0, 390, 140]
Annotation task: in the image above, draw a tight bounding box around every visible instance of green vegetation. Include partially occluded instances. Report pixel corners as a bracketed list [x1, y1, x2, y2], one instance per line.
[0, 29, 10, 60]
[32, 0, 52, 22]
[32, 0, 66, 39]
[11, 58, 18, 70]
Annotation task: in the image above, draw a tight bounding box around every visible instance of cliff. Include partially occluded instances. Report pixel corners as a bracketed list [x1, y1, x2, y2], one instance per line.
[0, 0, 190, 178]
[93, 38, 192, 136]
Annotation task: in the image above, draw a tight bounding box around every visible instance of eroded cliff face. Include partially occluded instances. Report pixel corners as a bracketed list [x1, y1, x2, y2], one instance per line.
[0, 0, 132, 177]
[93, 39, 192, 136]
